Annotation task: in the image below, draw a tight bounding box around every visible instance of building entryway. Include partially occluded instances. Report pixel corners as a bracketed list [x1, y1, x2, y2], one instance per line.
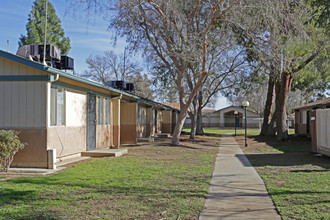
[86, 94, 96, 151]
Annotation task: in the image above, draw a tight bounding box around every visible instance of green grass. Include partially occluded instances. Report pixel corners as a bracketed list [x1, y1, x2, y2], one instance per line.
[246, 136, 330, 220]
[183, 127, 258, 136]
[183, 127, 295, 136]
[0, 145, 217, 219]
[258, 166, 330, 220]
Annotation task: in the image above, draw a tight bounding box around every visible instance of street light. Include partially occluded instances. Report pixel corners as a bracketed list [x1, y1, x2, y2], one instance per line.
[242, 101, 250, 147]
[234, 111, 238, 136]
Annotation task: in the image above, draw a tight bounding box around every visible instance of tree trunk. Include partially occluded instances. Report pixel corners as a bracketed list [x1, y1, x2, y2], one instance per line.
[196, 90, 204, 135]
[189, 95, 198, 139]
[260, 73, 275, 136]
[275, 72, 293, 141]
[196, 109, 204, 135]
[267, 112, 276, 136]
[171, 105, 189, 145]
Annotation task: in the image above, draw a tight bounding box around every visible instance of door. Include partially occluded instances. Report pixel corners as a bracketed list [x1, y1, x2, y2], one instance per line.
[306, 111, 311, 135]
[235, 117, 240, 127]
[154, 110, 158, 133]
[87, 94, 96, 151]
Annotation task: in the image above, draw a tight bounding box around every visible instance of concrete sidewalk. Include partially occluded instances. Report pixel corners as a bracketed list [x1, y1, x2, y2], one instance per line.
[199, 135, 281, 220]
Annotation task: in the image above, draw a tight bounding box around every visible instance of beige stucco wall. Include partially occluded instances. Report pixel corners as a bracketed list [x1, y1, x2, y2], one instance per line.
[11, 128, 48, 168]
[47, 126, 86, 158]
[96, 125, 111, 149]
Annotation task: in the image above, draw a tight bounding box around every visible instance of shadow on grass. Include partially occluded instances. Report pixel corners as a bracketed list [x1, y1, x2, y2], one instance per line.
[6, 177, 208, 199]
[0, 188, 61, 219]
[0, 188, 36, 202]
[290, 169, 329, 173]
[250, 135, 312, 152]
[243, 152, 330, 169]
[269, 189, 330, 196]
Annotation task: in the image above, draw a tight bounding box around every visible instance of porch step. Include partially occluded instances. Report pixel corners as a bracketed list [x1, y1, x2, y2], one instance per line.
[81, 148, 128, 157]
[137, 137, 155, 142]
[155, 133, 171, 138]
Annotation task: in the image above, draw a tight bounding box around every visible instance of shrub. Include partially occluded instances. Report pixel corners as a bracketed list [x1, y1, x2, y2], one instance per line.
[0, 130, 26, 172]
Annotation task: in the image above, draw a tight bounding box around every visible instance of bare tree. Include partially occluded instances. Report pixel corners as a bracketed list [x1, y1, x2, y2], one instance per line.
[71, 0, 242, 145]
[83, 49, 142, 83]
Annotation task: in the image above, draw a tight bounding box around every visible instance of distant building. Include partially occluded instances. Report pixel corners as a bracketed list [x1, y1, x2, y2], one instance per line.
[294, 97, 330, 135]
[185, 106, 260, 128]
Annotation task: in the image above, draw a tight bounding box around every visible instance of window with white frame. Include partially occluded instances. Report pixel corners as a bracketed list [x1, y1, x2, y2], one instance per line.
[50, 86, 65, 126]
[98, 97, 104, 125]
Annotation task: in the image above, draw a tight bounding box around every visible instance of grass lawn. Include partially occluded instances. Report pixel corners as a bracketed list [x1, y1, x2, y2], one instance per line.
[0, 136, 219, 220]
[183, 127, 295, 136]
[236, 135, 330, 220]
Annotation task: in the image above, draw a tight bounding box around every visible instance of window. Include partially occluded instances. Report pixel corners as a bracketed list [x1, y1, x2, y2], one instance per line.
[105, 98, 111, 125]
[50, 86, 65, 126]
[138, 106, 147, 124]
[98, 97, 104, 125]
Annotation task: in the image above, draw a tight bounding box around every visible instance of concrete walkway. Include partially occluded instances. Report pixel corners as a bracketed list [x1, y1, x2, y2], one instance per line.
[199, 135, 281, 220]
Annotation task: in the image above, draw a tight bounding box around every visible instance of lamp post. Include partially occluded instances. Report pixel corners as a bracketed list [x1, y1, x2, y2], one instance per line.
[242, 101, 249, 147]
[234, 111, 238, 136]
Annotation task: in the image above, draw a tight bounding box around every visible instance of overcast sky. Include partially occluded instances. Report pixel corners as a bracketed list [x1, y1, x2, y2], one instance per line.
[0, 0, 230, 109]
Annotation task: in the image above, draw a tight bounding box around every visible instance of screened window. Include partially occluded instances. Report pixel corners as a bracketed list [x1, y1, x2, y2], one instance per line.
[98, 97, 104, 125]
[50, 86, 65, 126]
[105, 98, 111, 125]
[138, 106, 146, 124]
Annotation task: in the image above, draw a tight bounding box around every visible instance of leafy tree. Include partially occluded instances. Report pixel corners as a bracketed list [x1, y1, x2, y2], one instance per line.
[19, 0, 71, 55]
[231, 0, 329, 140]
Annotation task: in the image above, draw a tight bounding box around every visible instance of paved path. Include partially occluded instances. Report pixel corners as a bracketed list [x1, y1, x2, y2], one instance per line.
[199, 135, 281, 220]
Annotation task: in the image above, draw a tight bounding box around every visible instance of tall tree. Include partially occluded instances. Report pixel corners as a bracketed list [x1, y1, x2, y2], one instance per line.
[19, 0, 71, 55]
[71, 0, 242, 145]
[231, 0, 329, 140]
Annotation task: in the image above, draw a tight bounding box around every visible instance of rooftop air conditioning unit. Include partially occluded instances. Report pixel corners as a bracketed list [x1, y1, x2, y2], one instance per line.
[16, 44, 61, 61]
[60, 55, 74, 70]
[125, 83, 135, 91]
[105, 81, 126, 90]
